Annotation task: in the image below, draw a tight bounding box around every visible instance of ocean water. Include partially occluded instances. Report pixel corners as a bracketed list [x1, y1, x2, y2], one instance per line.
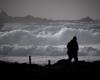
[0, 56, 100, 65]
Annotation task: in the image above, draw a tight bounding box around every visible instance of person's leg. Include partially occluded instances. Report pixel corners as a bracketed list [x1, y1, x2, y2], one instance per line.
[74, 56, 78, 62]
[74, 53, 78, 62]
[68, 55, 72, 62]
[67, 51, 72, 62]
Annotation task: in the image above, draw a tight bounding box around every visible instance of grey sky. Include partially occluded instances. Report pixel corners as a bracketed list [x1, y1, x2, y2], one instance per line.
[0, 0, 100, 20]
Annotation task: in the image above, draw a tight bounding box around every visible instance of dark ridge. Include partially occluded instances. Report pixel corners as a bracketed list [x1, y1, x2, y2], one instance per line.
[0, 59, 100, 79]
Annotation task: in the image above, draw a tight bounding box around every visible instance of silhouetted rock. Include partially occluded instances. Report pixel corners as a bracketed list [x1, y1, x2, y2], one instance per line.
[0, 10, 8, 18]
[79, 16, 94, 22]
[54, 59, 70, 66]
[0, 10, 12, 24]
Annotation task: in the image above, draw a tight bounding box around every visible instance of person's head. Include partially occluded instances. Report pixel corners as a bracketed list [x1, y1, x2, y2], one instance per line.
[73, 36, 77, 41]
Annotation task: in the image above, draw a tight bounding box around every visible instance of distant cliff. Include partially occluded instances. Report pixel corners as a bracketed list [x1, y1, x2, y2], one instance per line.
[79, 16, 94, 22]
[0, 10, 100, 24]
[0, 10, 52, 23]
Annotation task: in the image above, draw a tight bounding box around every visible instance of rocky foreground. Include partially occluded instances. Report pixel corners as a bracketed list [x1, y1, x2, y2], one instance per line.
[0, 59, 100, 79]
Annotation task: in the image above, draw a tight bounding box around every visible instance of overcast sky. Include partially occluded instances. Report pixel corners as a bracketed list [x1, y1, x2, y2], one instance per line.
[0, 0, 100, 20]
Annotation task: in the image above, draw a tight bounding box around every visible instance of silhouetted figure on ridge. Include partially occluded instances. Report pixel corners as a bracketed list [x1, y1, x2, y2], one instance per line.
[67, 36, 79, 62]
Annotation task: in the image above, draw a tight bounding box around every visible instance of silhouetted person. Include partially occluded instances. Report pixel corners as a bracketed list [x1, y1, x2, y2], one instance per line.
[67, 36, 79, 62]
